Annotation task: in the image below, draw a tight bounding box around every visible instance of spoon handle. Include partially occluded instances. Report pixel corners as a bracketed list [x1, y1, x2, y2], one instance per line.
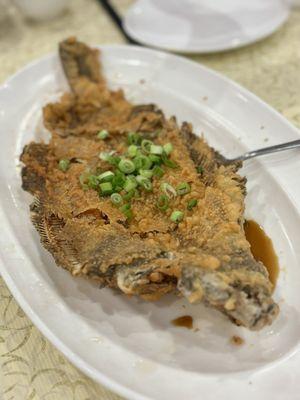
[234, 139, 300, 162]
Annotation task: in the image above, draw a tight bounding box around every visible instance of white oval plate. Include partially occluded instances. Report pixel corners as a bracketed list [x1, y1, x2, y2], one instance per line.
[124, 0, 290, 53]
[1, 45, 300, 400]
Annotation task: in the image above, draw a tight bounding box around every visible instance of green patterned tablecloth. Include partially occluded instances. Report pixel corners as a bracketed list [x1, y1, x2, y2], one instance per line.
[0, 1, 299, 399]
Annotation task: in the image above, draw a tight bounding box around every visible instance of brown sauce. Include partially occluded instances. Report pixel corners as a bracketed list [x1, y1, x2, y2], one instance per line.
[172, 315, 193, 329]
[230, 335, 244, 346]
[244, 220, 279, 287]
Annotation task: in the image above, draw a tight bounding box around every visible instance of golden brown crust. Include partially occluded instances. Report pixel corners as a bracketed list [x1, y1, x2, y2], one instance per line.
[20, 38, 279, 329]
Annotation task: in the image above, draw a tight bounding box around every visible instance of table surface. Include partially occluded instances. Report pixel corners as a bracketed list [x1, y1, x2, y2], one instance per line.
[0, 1, 299, 399]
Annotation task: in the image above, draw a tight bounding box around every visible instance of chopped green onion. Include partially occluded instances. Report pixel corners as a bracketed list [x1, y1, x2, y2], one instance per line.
[170, 210, 184, 223]
[149, 154, 162, 165]
[176, 182, 191, 196]
[187, 199, 198, 211]
[87, 174, 100, 189]
[139, 169, 153, 178]
[124, 176, 137, 192]
[123, 189, 137, 201]
[123, 209, 133, 220]
[115, 170, 126, 181]
[163, 143, 173, 155]
[161, 152, 178, 168]
[98, 171, 114, 182]
[133, 155, 152, 170]
[112, 170, 126, 192]
[156, 195, 169, 211]
[120, 203, 130, 211]
[161, 182, 177, 198]
[127, 132, 141, 145]
[58, 159, 70, 172]
[99, 151, 115, 161]
[127, 144, 138, 158]
[197, 166, 204, 174]
[118, 158, 135, 174]
[120, 203, 133, 220]
[152, 165, 164, 178]
[135, 148, 143, 157]
[99, 152, 109, 161]
[141, 139, 153, 153]
[136, 175, 152, 191]
[111, 193, 123, 206]
[97, 129, 109, 139]
[107, 155, 121, 167]
[99, 182, 113, 196]
[99, 151, 120, 166]
[150, 144, 163, 155]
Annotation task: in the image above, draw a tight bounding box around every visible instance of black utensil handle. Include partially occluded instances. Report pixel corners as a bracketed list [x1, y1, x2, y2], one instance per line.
[96, 0, 140, 45]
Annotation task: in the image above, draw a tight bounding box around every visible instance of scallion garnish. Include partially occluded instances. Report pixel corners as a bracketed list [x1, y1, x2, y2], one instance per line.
[136, 175, 152, 191]
[141, 139, 153, 153]
[97, 129, 109, 139]
[127, 132, 141, 145]
[163, 143, 173, 155]
[133, 155, 152, 170]
[161, 182, 177, 198]
[82, 129, 184, 223]
[99, 182, 113, 196]
[170, 210, 184, 223]
[127, 144, 138, 158]
[124, 176, 138, 192]
[176, 182, 191, 196]
[118, 158, 135, 174]
[149, 154, 162, 165]
[156, 195, 169, 211]
[107, 155, 121, 167]
[161, 152, 178, 168]
[120, 202, 130, 212]
[152, 165, 164, 178]
[111, 193, 123, 206]
[99, 151, 115, 161]
[112, 170, 126, 192]
[87, 174, 100, 189]
[98, 171, 114, 182]
[58, 159, 70, 172]
[120, 203, 133, 220]
[187, 199, 198, 210]
[139, 169, 153, 178]
[197, 166, 204, 174]
[123, 189, 137, 201]
[150, 144, 163, 155]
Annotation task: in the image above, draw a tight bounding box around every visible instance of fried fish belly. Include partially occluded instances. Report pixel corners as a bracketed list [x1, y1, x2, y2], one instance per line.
[20, 37, 279, 330]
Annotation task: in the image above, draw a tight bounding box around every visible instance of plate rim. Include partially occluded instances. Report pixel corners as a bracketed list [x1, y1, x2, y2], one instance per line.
[0, 44, 300, 400]
[123, 0, 290, 53]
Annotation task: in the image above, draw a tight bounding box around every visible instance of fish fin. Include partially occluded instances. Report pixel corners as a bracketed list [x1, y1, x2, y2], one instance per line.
[59, 37, 104, 92]
[30, 197, 84, 275]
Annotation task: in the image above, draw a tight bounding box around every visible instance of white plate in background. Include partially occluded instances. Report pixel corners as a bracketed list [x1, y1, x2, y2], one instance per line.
[0, 45, 300, 400]
[124, 0, 290, 53]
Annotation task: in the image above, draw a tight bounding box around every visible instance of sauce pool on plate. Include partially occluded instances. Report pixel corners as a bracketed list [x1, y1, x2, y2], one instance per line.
[244, 220, 279, 286]
[171, 315, 193, 329]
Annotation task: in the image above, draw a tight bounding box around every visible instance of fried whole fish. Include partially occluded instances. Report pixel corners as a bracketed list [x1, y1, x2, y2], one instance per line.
[21, 38, 279, 330]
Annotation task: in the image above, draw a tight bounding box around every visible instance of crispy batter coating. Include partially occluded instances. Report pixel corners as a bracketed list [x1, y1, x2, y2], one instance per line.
[20, 38, 279, 330]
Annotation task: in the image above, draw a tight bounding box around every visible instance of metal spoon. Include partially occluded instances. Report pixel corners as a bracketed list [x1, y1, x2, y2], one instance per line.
[223, 139, 300, 164]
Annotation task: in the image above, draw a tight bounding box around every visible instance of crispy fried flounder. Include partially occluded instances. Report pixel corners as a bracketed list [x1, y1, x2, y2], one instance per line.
[20, 38, 279, 330]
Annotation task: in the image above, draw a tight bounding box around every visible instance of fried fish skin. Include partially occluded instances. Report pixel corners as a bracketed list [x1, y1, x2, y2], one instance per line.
[20, 37, 278, 330]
